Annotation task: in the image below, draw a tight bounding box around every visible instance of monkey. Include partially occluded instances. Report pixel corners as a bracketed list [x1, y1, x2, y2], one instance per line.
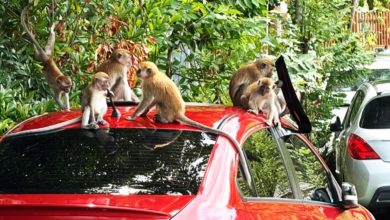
[96, 49, 140, 102]
[229, 57, 275, 107]
[241, 78, 281, 125]
[125, 61, 253, 188]
[126, 61, 246, 151]
[21, 6, 73, 111]
[81, 72, 111, 129]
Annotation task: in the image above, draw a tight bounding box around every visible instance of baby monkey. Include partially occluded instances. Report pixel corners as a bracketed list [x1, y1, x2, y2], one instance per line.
[229, 57, 275, 107]
[241, 78, 281, 125]
[81, 72, 112, 129]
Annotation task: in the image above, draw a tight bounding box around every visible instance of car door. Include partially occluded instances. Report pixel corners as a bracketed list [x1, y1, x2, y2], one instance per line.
[282, 133, 373, 219]
[236, 128, 311, 220]
[334, 90, 365, 181]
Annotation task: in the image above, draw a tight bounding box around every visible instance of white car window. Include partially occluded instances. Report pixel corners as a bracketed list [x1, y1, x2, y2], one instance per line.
[360, 96, 390, 129]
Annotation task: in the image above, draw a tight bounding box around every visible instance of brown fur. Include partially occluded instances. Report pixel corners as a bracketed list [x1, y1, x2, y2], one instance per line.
[244, 78, 279, 125]
[96, 49, 139, 102]
[229, 57, 274, 106]
[21, 6, 72, 110]
[81, 72, 110, 129]
[127, 61, 253, 189]
[127, 61, 238, 144]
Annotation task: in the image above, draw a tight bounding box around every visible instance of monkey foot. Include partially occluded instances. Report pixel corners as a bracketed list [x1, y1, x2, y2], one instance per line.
[60, 108, 71, 112]
[98, 119, 108, 125]
[82, 123, 99, 130]
[154, 114, 169, 123]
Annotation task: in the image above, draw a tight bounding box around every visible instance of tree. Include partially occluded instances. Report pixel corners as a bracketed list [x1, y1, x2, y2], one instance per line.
[0, 0, 375, 151]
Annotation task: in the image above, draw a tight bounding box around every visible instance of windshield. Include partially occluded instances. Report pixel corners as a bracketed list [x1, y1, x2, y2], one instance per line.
[360, 96, 390, 129]
[0, 128, 216, 195]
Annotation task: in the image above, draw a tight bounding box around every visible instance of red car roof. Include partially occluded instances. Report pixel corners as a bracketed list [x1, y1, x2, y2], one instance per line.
[4, 103, 269, 139]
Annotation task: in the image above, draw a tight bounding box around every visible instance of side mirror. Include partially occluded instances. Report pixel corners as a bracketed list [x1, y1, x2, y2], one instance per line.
[341, 182, 359, 209]
[330, 116, 343, 132]
[310, 188, 331, 203]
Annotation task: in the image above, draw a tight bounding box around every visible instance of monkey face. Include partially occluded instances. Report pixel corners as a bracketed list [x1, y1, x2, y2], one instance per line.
[93, 72, 110, 91]
[257, 78, 274, 96]
[57, 76, 72, 93]
[258, 84, 270, 96]
[257, 58, 275, 78]
[93, 78, 109, 91]
[138, 61, 157, 79]
[111, 49, 132, 67]
[137, 68, 152, 78]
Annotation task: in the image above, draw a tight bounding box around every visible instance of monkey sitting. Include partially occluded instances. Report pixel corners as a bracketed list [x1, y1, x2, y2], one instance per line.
[81, 72, 111, 129]
[96, 49, 140, 102]
[241, 78, 281, 125]
[229, 57, 274, 107]
[21, 6, 73, 110]
[125, 61, 253, 188]
[126, 61, 241, 143]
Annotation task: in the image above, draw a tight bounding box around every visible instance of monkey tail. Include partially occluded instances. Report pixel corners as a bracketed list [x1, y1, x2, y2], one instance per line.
[178, 115, 238, 147]
[5, 116, 82, 138]
[21, 6, 50, 62]
[178, 114, 253, 190]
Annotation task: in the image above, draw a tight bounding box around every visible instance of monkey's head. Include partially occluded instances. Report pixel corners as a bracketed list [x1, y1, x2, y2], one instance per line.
[137, 61, 159, 79]
[56, 76, 73, 93]
[257, 78, 275, 96]
[93, 71, 110, 91]
[255, 57, 274, 78]
[110, 49, 132, 67]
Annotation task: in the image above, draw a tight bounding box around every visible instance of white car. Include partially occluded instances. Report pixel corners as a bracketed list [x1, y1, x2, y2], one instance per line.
[330, 80, 390, 214]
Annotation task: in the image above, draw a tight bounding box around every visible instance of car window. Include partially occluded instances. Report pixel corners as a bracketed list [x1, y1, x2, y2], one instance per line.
[343, 90, 365, 128]
[0, 128, 216, 195]
[283, 135, 335, 204]
[360, 96, 390, 129]
[237, 129, 293, 198]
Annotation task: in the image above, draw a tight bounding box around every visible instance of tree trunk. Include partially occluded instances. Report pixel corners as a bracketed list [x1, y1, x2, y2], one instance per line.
[350, 0, 358, 29]
[293, 0, 308, 53]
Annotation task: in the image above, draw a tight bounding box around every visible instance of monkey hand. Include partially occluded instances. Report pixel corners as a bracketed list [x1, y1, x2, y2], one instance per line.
[107, 90, 115, 98]
[273, 119, 280, 127]
[126, 115, 136, 121]
[248, 109, 259, 115]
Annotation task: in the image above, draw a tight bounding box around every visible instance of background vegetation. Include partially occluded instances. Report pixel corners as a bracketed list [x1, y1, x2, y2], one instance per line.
[0, 0, 377, 149]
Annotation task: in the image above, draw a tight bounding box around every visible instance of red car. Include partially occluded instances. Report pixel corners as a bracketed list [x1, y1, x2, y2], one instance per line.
[0, 102, 373, 220]
[0, 57, 374, 219]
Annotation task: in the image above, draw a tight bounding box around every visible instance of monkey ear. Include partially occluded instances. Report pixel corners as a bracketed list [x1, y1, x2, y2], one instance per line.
[275, 80, 283, 88]
[56, 76, 63, 84]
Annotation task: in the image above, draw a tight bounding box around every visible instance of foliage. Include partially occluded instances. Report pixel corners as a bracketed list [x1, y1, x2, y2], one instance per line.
[0, 0, 271, 135]
[0, 0, 376, 152]
[280, 0, 375, 148]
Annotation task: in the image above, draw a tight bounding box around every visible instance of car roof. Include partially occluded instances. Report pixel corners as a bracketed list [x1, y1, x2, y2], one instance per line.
[3, 103, 270, 139]
[370, 80, 390, 94]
